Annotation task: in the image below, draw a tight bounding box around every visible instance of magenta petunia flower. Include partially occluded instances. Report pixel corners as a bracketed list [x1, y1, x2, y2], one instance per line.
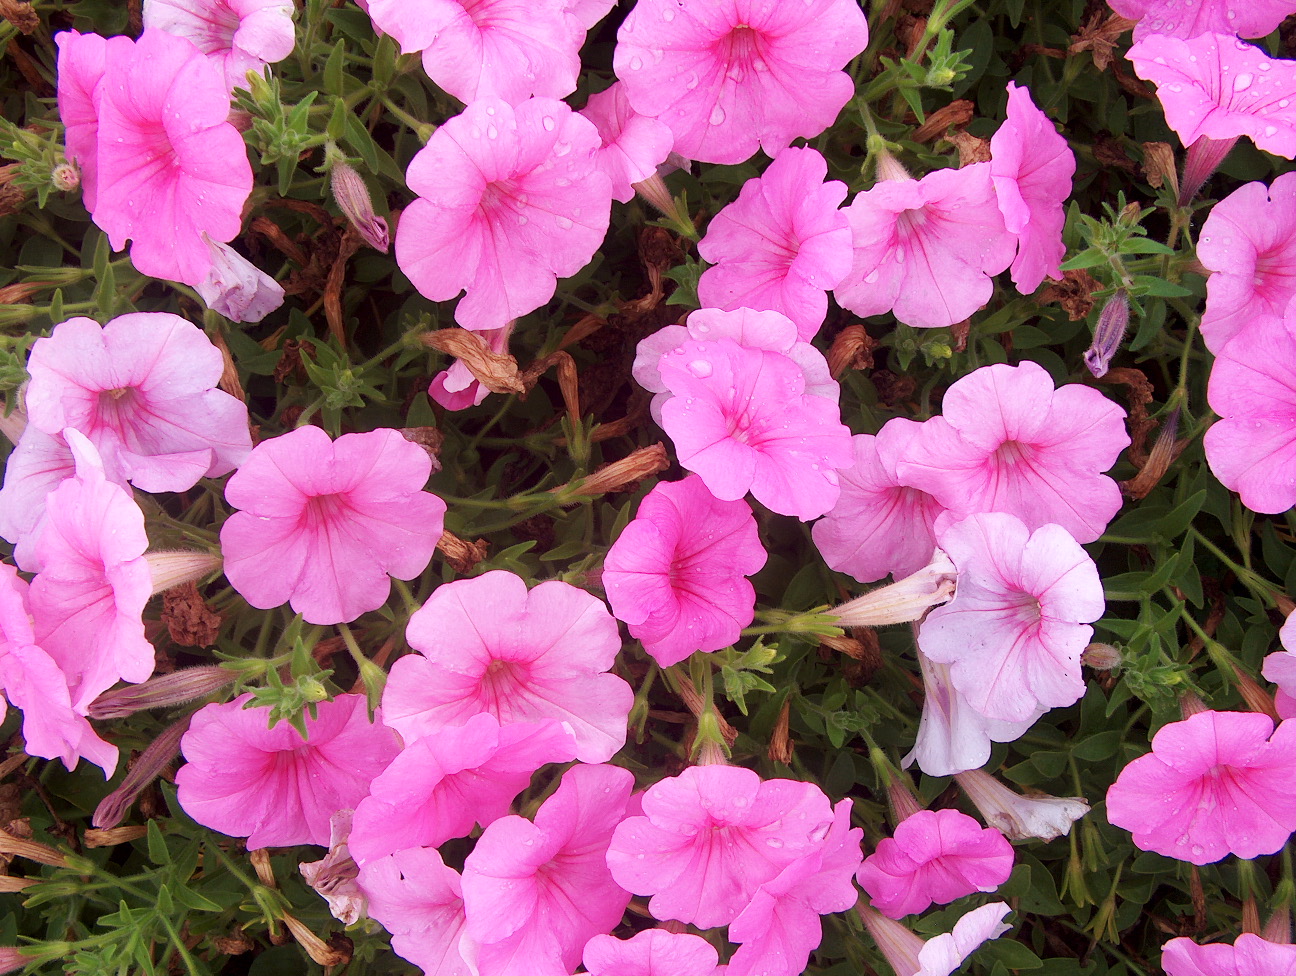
[918, 513, 1104, 723]
[220, 425, 446, 625]
[358, 847, 471, 976]
[365, 0, 584, 105]
[1198, 175, 1296, 354]
[1107, 710, 1296, 864]
[1264, 614, 1296, 719]
[1204, 304, 1296, 513]
[24, 313, 251, 493]
[348, 714, 578, 863]
[614, 0, 869, 165]
[583, 930, 720, 976]
[143, 0, 295, 92]
[581, 82, 675, 204]
[55, 31, 133, 213]
[385, 570, 632, 762]
[990, 81, 1076, 294]
[175, 693, 401, 849]
[834, 163, 1016, 329]
[1161, 934, 1296, 976]
[856, 809, 1014, 919]
[397, 97, 612, 332]
[603, 474, 766, 668]
[857, 901, 1012, 976]
[656, 339, 853, 520]
[461, 763, 634, 976]
[897, 361, 1129, 544]
[1110, 0, 1296, 42]
[606, 764, 835, 928]
[697, 147, 852, 339]
[812, 419, 946, 585]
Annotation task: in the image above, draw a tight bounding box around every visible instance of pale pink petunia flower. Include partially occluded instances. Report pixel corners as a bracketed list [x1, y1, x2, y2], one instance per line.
[918, 513, 1104, 723]
[195, 235, 285, 324]
[143, 0, 296, 92]
[348, 713, 578, 863]
[299, 810, 366, 925]
[656, 339, 853, 520]
[1203, 303, 1296, 513]
[956, 769, 1088, 842]
[365, 0, 584, 105]
[1106, 709, 1296, 864]
[990, 81, 1076, 294]
[1198, 175, 1296, 354]
[566, 0, 615, 31]
[1264, 614, 1296, 719]
[1110, 0, 1296, 42]
[603, 474, 766, 668]
[583, 930, 720, 976]
[812, 419, 946, 585]
[28, 430, 153, 712]
[606, 764, 835, 929]
[856, 809, 1014, 919]
[834, 162, 1016, 330]
[0, 425, 103, 572]
[461, 763, 635, 976]
[581, 82, 675, 204]
[614, 0, 869, 165]
[397, 97, 612, 332]
[24, 313, 251, 493]
[358, 846, 471, 976]
[429, 324, 514, 411]
[697, 147, 852, 339]
[175, 693, 401, 849]
[220, 425, 446, 625]
[384, 570, 632, 762]
[897, 361, 1130, 544]
[857, 901, 1012, 976]
[1161, 933, 1296, 976]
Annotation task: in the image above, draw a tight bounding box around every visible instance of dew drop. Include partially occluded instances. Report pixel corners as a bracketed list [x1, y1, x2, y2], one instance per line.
[1233, 72, 1253, 91]
[556, 216, 574, 229]
[486, 105, 496, 116]
[517, 214, 529, 225]
[487, 124, 498, 139]
[766, 838, 784, 849]
[554, 141, 572, 156]
[542, 115, 555, 131]
[630, 55, 643, 70]
[685, 71, 699, 90]
[687, 359, 713, 377]
[709, 104, 726, 125]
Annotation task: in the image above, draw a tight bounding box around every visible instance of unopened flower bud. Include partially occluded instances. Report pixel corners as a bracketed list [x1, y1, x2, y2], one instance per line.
[829, 549, 957, 628]
[875, 151, 911, 183]
[92, 717, 191, 829]
[0, 404, 25, 447]
[146, 550, 223, 596]
[51, 161, 80, 193]
[331, 161, 389, 253]
[632, 170, 676, 217]
[1180, 135, 1238, 207]
[196, 234, 285, 324]
[1081, 642, 1122, 671]
[555, 443, 670, 500]
[88, 666, 236, 719]
[1083, 289, 1129, 379]
[1122, 407, 1182, 500]
[1179, 691, 1208, 719]
[767, 698, 794, 765]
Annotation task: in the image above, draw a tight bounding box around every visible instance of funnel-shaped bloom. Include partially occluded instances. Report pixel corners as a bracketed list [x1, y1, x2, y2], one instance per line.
[1198, 174, 1296, 354]
[1265, 614, 1296, 719]
[24, 313, 251, 493]
[195, 235, 285, 323]
[897, 361, 1129, 543]
[1161, 934, 1296, 976]
[584, 930, 719, 976]
[603, 474, 766, 667]
[858, 902, 1012, 976]
[358, 847, 471, 976]
[220, 425, 446, 625]
[1106, 709, 1296, 864]
[175, 693, 401, 849]
[835, 163, 1016, 329]
[0, 426, 99, 572]
[397, 97, 612, 332]
[581, 82, 674, 204]
[1111, 0, 1296, 42]
[956, 769, 1088, 842]
[697, 147, 852, 339]
[144, 0, 295, 92]
[386, 570, 632, 762]
[55, 30, 133, 212]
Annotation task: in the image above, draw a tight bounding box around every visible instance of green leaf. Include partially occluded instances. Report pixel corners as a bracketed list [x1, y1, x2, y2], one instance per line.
[146, 820, 170, 866]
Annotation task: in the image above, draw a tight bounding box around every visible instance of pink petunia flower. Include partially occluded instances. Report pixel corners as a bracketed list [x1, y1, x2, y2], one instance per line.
[365, 0, 584, 105]
[857, 901, 1012, 976]
[581, 82, 675, 204]
[697, 147, 852, 339]
[143, 0, 296, 92]
[175, 693, 401, 849]
[918, 513, 1104, 723]
[24, 313, 251, 493]
[606, 764, 835, 928]
[990, 81, 1076, 294]
[348, 714, 578, 863]
[358, 846, 471, 976]
[956, 769, 1088, 842]
[1264, 614, 1296, 719]
[897, 361, 1130, 544]
[856, 809, 1014, 919]
[603, 474, 766, 668]
[397, 97, 613, 332]
[834, 162, 1016, 330]
[812, 419, 946, 585]
[299, 810, 366, 925]
[55, 31, 133, 213]
[384, 570, 632, 762]
[220, 425, 446, 625]
[195, 235, 285, 324]
[1203, 302, 1296, 513]
[1110, 0, 1296, 42]
[584, 930, 719, 976]
[461, 763, 635, 976]
[614, 0, 869, 165]
[656, 339, 853, 520]
[1106, 709, 1296, 864]
[0, 425, 96, 572]
[1161, 933, 1296, 976]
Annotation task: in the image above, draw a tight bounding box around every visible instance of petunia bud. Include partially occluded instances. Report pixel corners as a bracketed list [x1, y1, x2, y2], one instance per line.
[92, 717, 191, 829]
[1081, 642, 1122, 671]
[1083, 289, 1129, 379]
[330, 161, 389, 253]
[196, 234, 286, 324]
[1179, 135, 1239, 208]
[146, 550, 223, 596]
[51, 162, 80, 193]
[856, 902, 926, 976]
[1122, 407, 1181, 500]
[954, 769, 1089, 842]
[829, 549, 957, 628]
[88, 666, 237, 720]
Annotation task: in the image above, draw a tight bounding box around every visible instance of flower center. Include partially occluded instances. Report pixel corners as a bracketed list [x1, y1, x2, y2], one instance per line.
[182, 1, 242, 56]
[95, 386, 139, 436]
[716, 24, 768, 82]
[896, 206, 931, 238]
[994, 439, 1033, 465]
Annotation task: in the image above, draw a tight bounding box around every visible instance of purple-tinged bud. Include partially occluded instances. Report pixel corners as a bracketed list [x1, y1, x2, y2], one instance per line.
[146, 550, 223, 596]
[1179, 135, 1238, 208]
[330, 161, 389, 253]
[1081, 642, 1122, 671]
[88, 666, 236, 720]
[51, 162, 80, 193]
[1083, 289, 1129, 379]
[93, 716, 190, 829]
[196, 234, 285, 324]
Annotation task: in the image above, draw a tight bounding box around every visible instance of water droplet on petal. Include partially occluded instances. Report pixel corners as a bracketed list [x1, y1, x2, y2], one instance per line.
[556, 216, 573, 229]
[542, 115, 555, 131]
[630, 55, 643, 70]
[709, 104, 726, 125]
[687, 359, 713, 377]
